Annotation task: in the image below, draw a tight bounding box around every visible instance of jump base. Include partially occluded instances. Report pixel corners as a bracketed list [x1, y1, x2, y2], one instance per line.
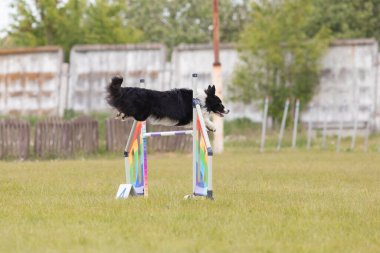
[115, 184, 137, 199]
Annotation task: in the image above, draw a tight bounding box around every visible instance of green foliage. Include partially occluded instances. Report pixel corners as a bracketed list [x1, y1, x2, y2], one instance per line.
[309, 0, 380, 41]
[7, 0, 143, 61]
[63, 109, 80, 120]
[84, 0, 142, 44]
[231, 0, 330, 122]
[125, 0, 250, 54]
[4, 0, 250, 60]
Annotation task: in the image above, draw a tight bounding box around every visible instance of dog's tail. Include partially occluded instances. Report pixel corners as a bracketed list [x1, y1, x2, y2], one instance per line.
[106, 76, 124, 106]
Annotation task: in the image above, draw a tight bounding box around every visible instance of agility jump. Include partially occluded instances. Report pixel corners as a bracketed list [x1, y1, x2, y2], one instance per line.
[115, 74, 214, 199]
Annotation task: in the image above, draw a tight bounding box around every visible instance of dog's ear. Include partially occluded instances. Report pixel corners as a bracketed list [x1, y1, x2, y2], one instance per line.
[205, 85, 212, 95]
[210, 85, 216, 95]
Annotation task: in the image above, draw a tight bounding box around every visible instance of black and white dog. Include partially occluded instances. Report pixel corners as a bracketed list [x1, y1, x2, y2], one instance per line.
[106, 76, 229, 131]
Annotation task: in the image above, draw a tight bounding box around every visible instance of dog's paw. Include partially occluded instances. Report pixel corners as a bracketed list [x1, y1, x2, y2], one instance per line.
[115, 112, 122, 119]
[206, 125, 216, 132]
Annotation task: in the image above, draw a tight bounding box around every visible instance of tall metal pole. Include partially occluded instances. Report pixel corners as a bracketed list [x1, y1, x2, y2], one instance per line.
[192, 74, 197, 195]
[212, 0, 224, 154]
[363, 119, 370, 152]
[306, 104, 313, 150]
[336, 103, 344, 153]
[277, 99, 289, 151]
[292, 99, 300, 149]
[260, 97, 269, 152]
[351, 105, 358, 151]
[322, 105, 328, 149]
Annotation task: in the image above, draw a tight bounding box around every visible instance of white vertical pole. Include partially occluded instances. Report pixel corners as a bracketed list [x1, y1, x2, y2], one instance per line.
[212, 67, 224, 154]
[292, 99, 300, 149]
[351, 105, 358, 150]
[212, 0, 223, 154]
[322, 105, 328, 150]
[363, 120, 370, 152]
[307, 104, 313, 150]
[260, 97, 269, 152]
[277, 99, 289, 151]
[208, 155, 213, 197]
[336, 104, 344, 153]
[192, 73, 197, 194]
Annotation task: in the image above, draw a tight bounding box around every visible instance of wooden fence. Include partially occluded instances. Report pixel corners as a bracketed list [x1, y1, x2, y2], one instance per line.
[0, 119, 30, 159]
[105, 118, 192, 153]
[147, 125, 192, 152]
[105, 118, 134, 152]
[35, 116, 98, 158]
[72, 116, 98, 153]
[0, 116, 190, 160]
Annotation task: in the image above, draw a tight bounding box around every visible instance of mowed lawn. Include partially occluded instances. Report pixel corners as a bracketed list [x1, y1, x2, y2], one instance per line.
[0, 147, 379, 253]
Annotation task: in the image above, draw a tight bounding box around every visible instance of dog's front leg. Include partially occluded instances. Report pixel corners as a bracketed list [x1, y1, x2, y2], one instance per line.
[201, 112, 216, 132]
[205, 118, 216, 132]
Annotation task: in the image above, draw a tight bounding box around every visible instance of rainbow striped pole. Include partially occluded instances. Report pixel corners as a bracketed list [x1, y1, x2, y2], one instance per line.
[140, 78, 148, 197]
[124, 120, 138, 185]
[192, 74, 197, 195]
[191, 73, 213, 199]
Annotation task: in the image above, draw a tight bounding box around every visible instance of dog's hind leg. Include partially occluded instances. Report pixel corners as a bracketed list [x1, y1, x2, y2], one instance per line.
[115, 112, 122, 119]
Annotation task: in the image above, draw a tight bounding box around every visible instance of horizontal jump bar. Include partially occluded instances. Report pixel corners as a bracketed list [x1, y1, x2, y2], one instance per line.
[144, 130, 193, 137]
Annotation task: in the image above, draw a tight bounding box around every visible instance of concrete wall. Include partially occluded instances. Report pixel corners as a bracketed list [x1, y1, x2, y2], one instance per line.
[68, 44, 166, 113]
[172, 44, 261, 121]
[0, 46, 64, 116]
[375, 54, 380, 130]
[0, 39, 379, 132]
[303, 39, 378, 130]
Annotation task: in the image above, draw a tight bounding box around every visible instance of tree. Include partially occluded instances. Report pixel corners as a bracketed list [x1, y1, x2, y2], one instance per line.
[309, 0, 380, 42]
[6, 0, 250, 60]
[84, 0, 143, 44]
[125, 0, 251, 54]
[7, 0, 142, 61]
[230, 0, 330, 122]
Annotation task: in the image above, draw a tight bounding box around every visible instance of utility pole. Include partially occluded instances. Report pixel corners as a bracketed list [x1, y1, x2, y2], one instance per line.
[212, 0, 224, 153]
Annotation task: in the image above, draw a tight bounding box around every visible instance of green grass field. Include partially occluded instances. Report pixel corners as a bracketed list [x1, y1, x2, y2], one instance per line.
[1, 146, 379, 253]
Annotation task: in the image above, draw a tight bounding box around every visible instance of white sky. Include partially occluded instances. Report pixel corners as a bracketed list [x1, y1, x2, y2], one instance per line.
[0, 0, 246, 38]
[0, 0, 13, 37]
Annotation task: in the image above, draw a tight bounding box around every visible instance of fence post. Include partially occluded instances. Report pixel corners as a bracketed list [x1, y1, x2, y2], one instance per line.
[292, 99, 300, 149]
[260, 97, 269, 152]
[363, 120, 370, 152]
[322, 105, 328, 150]
[336, 104, 344, 153]
[277, 99, 289, 151]
[306, 104, 313, 150]
[351, 104, 358, 150]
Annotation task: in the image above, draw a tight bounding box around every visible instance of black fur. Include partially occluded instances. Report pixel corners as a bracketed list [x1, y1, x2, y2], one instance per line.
[106, 76, 228, 126]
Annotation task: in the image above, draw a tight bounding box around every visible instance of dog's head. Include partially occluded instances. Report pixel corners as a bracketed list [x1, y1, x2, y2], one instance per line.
[204, 85, 230, 117]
